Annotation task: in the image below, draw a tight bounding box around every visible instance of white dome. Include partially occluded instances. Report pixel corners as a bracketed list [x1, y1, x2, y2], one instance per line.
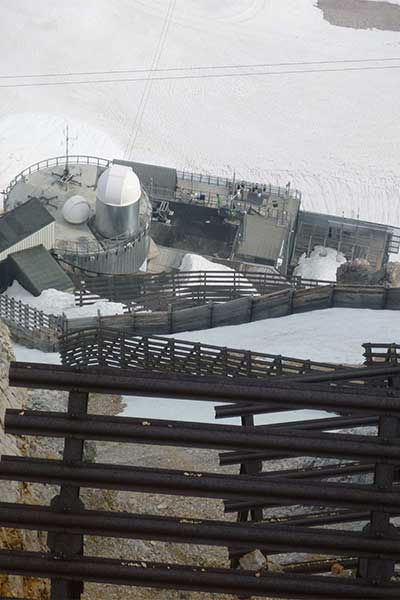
[62, 195, 91, 225]
[96, 164, 141, 207]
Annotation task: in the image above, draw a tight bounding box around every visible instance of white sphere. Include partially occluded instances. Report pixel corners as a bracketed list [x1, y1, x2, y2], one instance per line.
[62, 195, 91, 225]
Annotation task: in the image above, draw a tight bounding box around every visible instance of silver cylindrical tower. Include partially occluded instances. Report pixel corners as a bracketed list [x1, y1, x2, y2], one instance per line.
[95, 164, 141, 238]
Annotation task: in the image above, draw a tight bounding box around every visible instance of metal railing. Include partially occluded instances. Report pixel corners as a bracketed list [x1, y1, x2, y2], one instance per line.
[177, 169, 302, 201]
[3, 155, 110, 209]
[53, 215, 151, 258]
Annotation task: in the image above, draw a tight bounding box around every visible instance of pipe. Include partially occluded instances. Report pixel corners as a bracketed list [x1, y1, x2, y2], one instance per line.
[0, 457, 399, 513]
[0, 550, 398, 598]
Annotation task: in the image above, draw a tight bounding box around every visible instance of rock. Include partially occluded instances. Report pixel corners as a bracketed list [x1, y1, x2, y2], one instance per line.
[386, 262, 400, 288]
[239, 549, 267, 571]
[336, 259, 387, 286]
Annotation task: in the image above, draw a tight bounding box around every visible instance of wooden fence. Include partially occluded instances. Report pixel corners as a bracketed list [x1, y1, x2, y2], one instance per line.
[0, 295, 64, 351]
[60, 327, 348, 376]
[66, 284, 400, 337]
[73, 269, 292, 310]
[363, 342, 400, 365]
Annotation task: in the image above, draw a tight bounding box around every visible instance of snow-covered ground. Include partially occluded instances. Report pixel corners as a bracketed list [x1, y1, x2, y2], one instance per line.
[293, 246, 347, 281]
[1, 1, 400, 227]
[4, 281, 125, 318]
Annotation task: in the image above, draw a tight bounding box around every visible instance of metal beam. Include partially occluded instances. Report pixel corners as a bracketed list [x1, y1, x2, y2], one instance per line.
[0, 550, 398, 599]
[8, 362, 400, 416]
[5, 410, 397, 463]
[0, 457, 399, 513]
[0, 502, 399, 560]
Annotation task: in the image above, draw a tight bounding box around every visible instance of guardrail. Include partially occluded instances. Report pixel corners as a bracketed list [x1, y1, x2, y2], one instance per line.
[53, 215, 151, 258]
[177, 169, 302, 201]
[3, 155, 110, 208]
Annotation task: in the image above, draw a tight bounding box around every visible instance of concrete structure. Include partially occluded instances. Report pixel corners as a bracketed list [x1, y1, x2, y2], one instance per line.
[4, 157, 151, 275]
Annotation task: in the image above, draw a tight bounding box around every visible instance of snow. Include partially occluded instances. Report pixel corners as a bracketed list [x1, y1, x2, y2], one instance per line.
[4, 281, 125, 318]
[179, 254, 231, 273]
[1, 1, 400, 227]
[179, 253, 257, 291]
[13, 343, 60, 365]
[169, 307, 400, 365]
[123, 305, 400, 422]
[293, 246, 347, 282]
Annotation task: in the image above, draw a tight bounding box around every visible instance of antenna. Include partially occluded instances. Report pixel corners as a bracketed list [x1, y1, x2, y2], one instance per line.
[51, 125, 81, 188]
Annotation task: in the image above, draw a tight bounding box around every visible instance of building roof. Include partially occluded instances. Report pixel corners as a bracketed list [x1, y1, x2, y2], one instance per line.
[113, 159, 177, 196]
[9, 244, 73, 296]
[0, 198, 54, 253]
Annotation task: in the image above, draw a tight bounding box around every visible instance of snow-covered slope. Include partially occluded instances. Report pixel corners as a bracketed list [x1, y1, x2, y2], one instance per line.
[1, 1, 400, 225]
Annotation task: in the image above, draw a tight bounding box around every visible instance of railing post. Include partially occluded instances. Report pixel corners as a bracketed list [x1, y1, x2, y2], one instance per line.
[358, 414, 399, 584]
[48, 390, 88, 600]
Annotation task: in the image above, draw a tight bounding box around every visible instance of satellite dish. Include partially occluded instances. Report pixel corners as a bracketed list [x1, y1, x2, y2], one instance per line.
[62, 195, 91, 225]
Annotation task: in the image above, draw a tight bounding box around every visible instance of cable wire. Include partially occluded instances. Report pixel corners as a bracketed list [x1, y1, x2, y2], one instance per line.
[1, 63, 400, 89]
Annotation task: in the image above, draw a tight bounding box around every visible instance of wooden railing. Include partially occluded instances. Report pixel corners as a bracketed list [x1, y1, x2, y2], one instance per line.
[60, 327, 344, 377]
[67, 284, 397, 337]
[363, 342, 400, 366]
[73, 270, 291, 310]
[0, 295, 65, 351]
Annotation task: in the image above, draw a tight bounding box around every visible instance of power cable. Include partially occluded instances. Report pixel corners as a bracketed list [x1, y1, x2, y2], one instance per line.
[0, 56, 400, 80]
[0, 63, 400, 89]
[124, 0, 176, 159]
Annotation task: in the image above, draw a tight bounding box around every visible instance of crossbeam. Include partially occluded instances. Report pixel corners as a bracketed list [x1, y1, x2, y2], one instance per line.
[0, 457, 399, 513]
[0, 550, 398, 599]
[9, 362, 400, 416]
[0, 501, 399, 560]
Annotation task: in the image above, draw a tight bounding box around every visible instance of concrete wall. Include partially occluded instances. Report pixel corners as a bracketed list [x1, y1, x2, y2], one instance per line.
[0, 222, 55, 262]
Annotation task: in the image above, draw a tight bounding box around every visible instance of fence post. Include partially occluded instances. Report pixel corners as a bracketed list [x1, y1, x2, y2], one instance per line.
[168, 304, 174, 334]
[48, 390, 88, 600]
[358, 414, 398, 584]
[208, 303, 214, 328]
[248, 297, 254, 322]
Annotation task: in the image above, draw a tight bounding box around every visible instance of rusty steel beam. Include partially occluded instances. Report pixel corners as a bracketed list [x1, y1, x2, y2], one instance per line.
[1, 501, 400, 559]
[0, 550, 399, 599]
[5, 410, 398, 464]
[1, 457, 400, 513]
[8, 362, 400, 416]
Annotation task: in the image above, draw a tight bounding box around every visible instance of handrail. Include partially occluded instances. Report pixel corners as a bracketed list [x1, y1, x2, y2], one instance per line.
[3, 155, 111, 209]
[176, 169, 302, 201]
